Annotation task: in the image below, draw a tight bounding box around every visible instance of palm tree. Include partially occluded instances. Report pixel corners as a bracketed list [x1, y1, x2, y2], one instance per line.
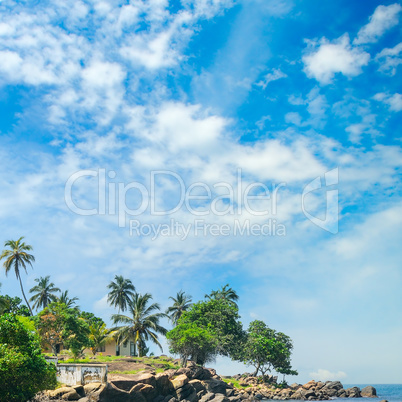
[58, 290, 79, 309]
[205, 284, 239, 308]
[89, 322, 110, 355]
[0, 237, 34, 315]
[112, 293, 167, 357]
[29, 275, 60, 311]
[107, 275, 136, 313]
[166, 290, 193, 325]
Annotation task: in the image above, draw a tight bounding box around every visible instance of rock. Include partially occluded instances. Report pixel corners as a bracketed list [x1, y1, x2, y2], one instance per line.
[98, 382, 146, 402]
[203, 378, 228, 395]
[324, 381, 343, 391]
[316, 382, 325, 390]
[61, 390, 81, 400]
[194, 368, 214, 381]
[303, 381, 316, 390]
[83, 382, 103, 394]
[226, 388, 235, 397]
[290, 383, 300, 390]
[164, 369, 179, 379]
[190, 379, 206, 393]
[337, 389, 347, 398]
[132, 372, 157, 388]
[361, 386, 377, 398]
[171, 374, 189, 390]
[49, 387, 75, 398]
[292, 389, 304, 399]
[200, 393, 216, 402]
[346, 387, 361, 398]
[378, 400, 388, 402]
[304, 389, 317, 399]
[156, 373, 175, 395]
[210, 395, 230, 402]
[175, 382, 197, 401]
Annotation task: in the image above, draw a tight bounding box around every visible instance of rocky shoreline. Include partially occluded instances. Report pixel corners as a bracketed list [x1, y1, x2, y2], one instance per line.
[36, 362, 378, 402]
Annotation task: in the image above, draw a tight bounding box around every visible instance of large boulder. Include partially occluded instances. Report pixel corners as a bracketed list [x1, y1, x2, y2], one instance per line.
[98, 382, 146, 402]
[203, 378, 229, 395]
[156, 373, 175, 395]
[171, 374, 189, 390]
[303, 381, 316, 390]
[48, 387, 76, 399]
[174, 382, 197, 401]
[200, 393, 216, 402]
[361, 386, 377, 398]
[346, 387, 361, 398]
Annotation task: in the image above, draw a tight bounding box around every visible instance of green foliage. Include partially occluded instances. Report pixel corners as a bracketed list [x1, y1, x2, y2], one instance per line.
[166, 290, 193, 325]
[205, 284, 239, 308]
[241, 320, 297, 378]
[222, 378, 250, 389]
[166, 322, 218, 366]
[107, 275, 136, 313]
[0, 237, 35, 315]
[0, 313, 57, 402]
[0, 295, 30, 316]
[58, 290, 79, 309]
[112, 293, 167, 357]
[29, 275, 61, 311]
[35, 302, 91, 358]
[167, 299, 245, 366]
[88, 321, 110, 355]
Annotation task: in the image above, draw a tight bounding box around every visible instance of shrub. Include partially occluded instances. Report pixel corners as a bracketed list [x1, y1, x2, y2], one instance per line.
[0, 314, 57, 402]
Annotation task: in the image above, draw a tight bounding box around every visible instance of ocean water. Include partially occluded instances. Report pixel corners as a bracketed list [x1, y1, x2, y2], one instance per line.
[342, 385, 402, 402]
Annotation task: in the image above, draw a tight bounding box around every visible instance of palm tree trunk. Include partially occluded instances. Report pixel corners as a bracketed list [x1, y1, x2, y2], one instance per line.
[17, 272, 33, 316]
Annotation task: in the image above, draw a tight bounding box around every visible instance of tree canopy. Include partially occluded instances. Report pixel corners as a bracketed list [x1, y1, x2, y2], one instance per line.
[241, 320, 298, 378]
[167, 298, 245, 365]
[0, 313, 56, 402]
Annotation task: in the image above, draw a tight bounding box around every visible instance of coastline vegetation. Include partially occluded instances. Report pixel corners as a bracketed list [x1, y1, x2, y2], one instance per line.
[0, 236, 297, 401]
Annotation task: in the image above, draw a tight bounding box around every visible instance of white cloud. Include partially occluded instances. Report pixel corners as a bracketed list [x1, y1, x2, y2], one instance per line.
[354, 3, 402, 45]
[376, 42, 402, 75]
[374, 92, 402, 112]
[309, 369, 347, 381]
[256, 68, 287, 89]
[285, 112, 302, 126]
[303, 34, 370, 84]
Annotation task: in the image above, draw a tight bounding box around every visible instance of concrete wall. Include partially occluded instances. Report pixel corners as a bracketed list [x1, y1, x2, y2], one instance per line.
[57, 364, 107, 386]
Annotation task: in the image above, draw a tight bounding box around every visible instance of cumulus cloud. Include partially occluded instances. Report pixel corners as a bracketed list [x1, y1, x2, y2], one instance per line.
[303, 34, 370, 84]
[309, 369, 347, 381]
[354, 3, 402, 45]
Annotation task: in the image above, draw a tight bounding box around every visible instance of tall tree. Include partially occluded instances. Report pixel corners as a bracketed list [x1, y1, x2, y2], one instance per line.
[205, 284, 239, 308]
[0, 237, 35, 315]
[112, 293, 167, 357]
[172, 298, 245, 364]
[241, 320, 297, 378]
[107, 275, 136, 313]
[29, 276, 60, 311]
[58, 290, 79, 309]
[166, 290, 192, 325]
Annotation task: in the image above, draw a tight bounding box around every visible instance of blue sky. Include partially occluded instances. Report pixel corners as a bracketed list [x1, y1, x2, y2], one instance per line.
[0, 0, 402, 384]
